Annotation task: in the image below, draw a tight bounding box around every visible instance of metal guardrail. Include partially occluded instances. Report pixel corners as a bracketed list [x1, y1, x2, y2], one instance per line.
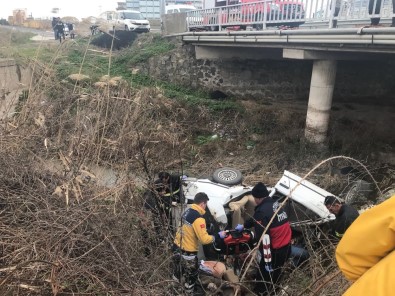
[186, 0, 395, 31]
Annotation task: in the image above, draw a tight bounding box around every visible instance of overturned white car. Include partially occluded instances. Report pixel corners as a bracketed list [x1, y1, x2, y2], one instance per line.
[172, 168, 336, 231]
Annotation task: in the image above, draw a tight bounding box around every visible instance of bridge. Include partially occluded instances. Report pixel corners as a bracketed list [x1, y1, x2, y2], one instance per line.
[183, 0, 395, 31]
[162, 0, 395, 144]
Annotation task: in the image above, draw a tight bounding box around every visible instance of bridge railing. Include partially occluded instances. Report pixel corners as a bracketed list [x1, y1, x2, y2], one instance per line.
[186, 0, 394, 31]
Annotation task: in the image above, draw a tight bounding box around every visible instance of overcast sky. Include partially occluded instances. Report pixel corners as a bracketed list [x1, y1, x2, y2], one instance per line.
[1, 0, 120, 19]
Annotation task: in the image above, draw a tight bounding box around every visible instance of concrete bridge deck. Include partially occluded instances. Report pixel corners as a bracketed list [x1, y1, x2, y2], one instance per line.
[179, 27, 395, 62]
[181, 27, 395, 52]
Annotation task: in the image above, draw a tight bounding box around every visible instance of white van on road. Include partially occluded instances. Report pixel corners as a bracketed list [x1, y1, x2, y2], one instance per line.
[99, 10, 150, 33]
[165, 4, 198, 14]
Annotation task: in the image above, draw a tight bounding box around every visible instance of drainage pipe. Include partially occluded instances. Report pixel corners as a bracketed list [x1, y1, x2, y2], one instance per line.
[305, 60, 337, 144]
[182, 34, 395, 46]
[171, 27, 395, 37]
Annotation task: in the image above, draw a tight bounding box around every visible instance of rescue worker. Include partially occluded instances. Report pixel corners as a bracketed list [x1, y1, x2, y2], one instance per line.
[241, 182, 292, 295]
[155, 172, 181, 203]
[336, 195, 395, 295]
[324, 195, 359, 240]
[154, 172, 181, 231]
[172, 192, 217, 295]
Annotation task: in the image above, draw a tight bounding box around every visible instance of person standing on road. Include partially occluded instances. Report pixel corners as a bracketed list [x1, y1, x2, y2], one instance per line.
[331, 0, 342, 28]
[172, 192, 217, 295]
[368, 0, 395, 26]
[242, 182, 292, 295]
[67, 23, 75, 39]
[54, 19, 65, 43]
[324, 195, 359, 240]
[336, 195, 395, 295]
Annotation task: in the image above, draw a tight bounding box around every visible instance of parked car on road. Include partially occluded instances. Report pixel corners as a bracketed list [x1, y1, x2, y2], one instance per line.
[98, 10, 150, 33]
[165, 4, 198, 14]
[203, 0, 305, 31]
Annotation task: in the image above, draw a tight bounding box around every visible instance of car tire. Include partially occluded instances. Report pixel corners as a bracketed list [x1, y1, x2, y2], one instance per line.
[212, 167, 243, 186]
[344, 179, 373, 205]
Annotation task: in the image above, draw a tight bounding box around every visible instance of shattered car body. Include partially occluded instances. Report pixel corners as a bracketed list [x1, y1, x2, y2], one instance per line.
[174, 170, 336, 231]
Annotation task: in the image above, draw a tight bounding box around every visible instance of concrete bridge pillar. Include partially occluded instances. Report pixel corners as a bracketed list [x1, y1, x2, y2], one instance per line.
[305, 60, 337, 144]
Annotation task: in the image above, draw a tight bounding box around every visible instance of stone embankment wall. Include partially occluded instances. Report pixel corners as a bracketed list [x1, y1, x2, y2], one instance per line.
[140, 40, 395, 104]
[0, 59, 32, 119]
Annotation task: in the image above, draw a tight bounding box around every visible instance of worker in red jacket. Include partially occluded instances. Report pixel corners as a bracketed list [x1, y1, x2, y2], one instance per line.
[242, 182, 292, 295]
[324, 195, 359, 240]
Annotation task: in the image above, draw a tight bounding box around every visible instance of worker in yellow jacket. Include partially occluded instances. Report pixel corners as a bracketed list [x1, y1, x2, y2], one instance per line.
[336, 195, 395, 295]
[172, 192, 217, 295]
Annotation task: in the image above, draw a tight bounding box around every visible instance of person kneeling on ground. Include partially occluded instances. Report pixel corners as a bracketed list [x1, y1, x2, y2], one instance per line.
[172, 192, 223, 295]
[324, 195, 359, 241]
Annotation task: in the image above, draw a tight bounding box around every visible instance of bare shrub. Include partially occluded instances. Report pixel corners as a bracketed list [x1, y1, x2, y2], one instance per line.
[0, 28, 392, 296]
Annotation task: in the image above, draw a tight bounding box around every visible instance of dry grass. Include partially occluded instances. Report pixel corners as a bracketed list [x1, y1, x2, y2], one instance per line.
[0, 28, 393, 295]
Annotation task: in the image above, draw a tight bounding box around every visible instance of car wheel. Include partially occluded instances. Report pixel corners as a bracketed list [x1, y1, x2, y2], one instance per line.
[212, 167, 243, 186]
[344, 179, 373, 206]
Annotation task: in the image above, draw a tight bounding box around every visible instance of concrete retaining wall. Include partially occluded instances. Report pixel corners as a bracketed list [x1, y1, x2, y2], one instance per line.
[0, 58, 32, 119]
[140, 42, 395, 104]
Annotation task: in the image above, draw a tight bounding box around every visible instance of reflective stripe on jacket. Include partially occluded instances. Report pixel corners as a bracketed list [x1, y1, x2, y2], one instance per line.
[245, 197, 291, 250]
[174, 204, 214, 252]
[336, 195, 395, 295]
[330, 204, 359, 240]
